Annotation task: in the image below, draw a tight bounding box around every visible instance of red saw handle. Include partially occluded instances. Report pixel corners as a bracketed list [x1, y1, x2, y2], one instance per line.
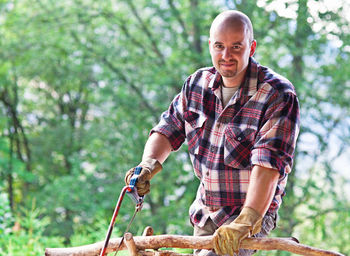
[99, 186, 129, 256]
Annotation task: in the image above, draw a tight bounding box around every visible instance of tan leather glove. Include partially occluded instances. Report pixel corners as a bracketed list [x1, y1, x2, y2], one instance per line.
[124, 158, 162, 196]
[213, 207, 262, 256]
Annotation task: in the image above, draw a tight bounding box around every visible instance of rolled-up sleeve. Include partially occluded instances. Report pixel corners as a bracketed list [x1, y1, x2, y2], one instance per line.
[151, 80, 189, 151]
[251, 91, 300, 177]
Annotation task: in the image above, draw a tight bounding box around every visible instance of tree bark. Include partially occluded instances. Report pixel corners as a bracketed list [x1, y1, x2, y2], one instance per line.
[190, 0, 202, 55]
[45, 235, 345, 256]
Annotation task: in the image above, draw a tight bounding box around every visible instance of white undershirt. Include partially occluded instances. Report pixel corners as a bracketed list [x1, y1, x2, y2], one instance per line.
[221, 85, 239, 107]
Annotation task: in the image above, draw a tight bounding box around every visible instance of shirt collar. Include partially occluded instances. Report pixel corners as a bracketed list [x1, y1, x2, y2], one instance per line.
[240, 57, 259, 97]
[208, 71, 222, 91]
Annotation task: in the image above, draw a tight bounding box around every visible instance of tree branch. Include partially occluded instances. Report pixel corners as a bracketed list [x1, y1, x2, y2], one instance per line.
[100, 10, 164, 66]
[124, 0, 166, 65]
[100, 56, 161, 121]
[167, 0, 189, 41]
[0, 85, 32, 171]
[45, 235, 345, 256]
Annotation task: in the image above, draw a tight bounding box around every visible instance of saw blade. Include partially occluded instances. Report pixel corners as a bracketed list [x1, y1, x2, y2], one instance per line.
[113, 206, 140, 255]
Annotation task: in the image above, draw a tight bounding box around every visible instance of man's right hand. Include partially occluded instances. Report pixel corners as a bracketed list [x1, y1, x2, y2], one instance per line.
[124, 158, 162, 196]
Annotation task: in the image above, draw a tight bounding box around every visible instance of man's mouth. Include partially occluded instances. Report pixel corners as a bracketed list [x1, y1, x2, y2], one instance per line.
[219, 62, 236, 68]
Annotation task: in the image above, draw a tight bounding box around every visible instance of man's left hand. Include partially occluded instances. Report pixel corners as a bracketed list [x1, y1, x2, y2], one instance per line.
[213, 207, 262, 256]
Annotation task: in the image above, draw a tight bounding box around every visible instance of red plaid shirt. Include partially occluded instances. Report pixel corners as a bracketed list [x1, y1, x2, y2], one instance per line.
[151, 57, 300, 227]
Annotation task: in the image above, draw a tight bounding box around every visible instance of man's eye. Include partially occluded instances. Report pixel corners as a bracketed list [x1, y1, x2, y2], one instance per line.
[233, 45, 241, 49]
[215, 45, 224, 49]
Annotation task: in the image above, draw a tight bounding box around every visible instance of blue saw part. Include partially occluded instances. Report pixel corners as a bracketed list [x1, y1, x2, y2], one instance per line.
[129, 166, 142, 188]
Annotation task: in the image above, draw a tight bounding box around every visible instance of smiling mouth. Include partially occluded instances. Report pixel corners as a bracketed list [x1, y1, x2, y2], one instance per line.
[220, 62, 236, 68]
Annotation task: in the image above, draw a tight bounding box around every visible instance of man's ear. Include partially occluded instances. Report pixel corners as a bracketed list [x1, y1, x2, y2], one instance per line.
[250, 40, 257, 57]
[208, 38, 213, 53]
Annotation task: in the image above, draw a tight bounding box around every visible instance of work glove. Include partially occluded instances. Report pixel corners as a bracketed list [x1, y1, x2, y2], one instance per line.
[124, 158, 162, 196]
[213, 207, 262, 256]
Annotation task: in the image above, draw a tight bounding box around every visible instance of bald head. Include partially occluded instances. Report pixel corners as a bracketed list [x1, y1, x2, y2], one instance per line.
[210, 10, 254, 43]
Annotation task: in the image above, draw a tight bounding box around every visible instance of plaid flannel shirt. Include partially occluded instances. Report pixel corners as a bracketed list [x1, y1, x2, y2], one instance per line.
[151, 57, 300, 227]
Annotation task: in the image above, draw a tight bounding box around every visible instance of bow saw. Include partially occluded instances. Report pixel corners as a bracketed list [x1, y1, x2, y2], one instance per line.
[99, 166, 144, 256]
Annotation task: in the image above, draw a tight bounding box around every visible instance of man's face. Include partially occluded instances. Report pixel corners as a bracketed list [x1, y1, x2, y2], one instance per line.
[209, 22, 256, 87]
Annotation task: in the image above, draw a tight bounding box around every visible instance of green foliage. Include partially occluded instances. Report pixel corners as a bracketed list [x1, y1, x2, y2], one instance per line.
[69, 211, 116, 247]
[0, 201, 64, 256]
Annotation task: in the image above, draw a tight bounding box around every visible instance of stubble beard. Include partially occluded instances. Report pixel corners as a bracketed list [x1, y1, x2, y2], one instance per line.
[218, 61, 238, 78]
[220, 69, 237, 78]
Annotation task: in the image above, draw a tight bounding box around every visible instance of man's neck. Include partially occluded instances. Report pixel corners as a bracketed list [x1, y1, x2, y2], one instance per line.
[222, 77, 241, 88]
[222, 73, 247, 87]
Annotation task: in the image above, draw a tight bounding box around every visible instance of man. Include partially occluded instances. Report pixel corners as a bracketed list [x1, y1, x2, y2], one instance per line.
[125, 10, 300, 256]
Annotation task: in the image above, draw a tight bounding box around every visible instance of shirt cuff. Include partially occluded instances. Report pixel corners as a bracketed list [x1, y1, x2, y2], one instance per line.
[151, 125, 185, 151]
[251, 148, 291, 177]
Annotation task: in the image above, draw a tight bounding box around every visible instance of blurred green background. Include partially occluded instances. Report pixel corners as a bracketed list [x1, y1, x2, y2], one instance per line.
[0, 0, 349, 255]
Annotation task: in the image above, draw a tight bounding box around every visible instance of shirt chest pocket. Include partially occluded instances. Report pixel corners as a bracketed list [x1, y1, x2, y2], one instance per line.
[224, 125, 257, 169]
[184, 110, 207, 155]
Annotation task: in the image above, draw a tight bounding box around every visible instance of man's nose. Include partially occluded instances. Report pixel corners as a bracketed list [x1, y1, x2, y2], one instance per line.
[222, 48, 232, 60]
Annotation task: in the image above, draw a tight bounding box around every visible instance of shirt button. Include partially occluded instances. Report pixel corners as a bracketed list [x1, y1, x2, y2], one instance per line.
[237, 137, 242, 141]
[206, 172, 209, 176]
[210, 146, 215, 152]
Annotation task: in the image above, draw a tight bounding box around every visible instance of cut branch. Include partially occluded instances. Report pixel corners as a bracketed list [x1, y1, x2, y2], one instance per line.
[142, 226, 154, 236]
[124, 233, 138, 256]
[45, 235, 345, 256]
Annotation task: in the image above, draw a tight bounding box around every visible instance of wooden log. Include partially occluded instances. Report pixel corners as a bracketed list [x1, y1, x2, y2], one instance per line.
[124, 233, 139, 256]
[45, 235, 345, 256]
